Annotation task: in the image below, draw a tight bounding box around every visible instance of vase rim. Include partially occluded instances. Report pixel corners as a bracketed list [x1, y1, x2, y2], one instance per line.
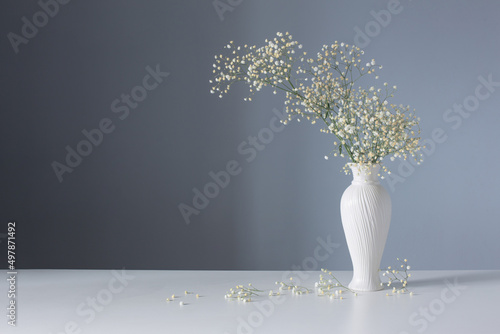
[348, 163, 382, 185]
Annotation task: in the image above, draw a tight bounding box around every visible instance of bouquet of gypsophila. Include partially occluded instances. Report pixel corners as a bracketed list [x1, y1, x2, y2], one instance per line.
[210, 32, 422, 175]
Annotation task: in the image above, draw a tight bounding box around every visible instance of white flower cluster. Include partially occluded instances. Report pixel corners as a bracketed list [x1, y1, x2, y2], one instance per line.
[275, 277, 312, 295]
[165, 290, 200, 306]
[211, 32, 423, 171]
[315, 268, 356, 299]
[224, 283, 262, 302]
[221, 261, 412, 302]
[381, 258, 413, 295]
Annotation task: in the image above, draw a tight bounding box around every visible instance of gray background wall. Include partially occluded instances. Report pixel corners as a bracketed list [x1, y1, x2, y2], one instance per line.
[1, 0, 499, 270]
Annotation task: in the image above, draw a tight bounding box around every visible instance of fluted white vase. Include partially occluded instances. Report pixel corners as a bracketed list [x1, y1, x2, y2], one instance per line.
[340, 163, 391, 291]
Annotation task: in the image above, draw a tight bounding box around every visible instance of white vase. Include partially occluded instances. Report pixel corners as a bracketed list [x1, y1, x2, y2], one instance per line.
[340, 163, 391, 291]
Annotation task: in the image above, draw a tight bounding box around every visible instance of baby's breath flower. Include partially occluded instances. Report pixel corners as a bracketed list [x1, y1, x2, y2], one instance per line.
[276, 279, 313, 295]
[211, 34, 422, 173]
[381, 258, 413, 295]
[224, 283, 263, 301]
[315, 269, 354, 297]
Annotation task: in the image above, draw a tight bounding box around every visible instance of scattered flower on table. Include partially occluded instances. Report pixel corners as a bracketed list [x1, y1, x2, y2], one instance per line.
[224, 283, 263, 302]
[381, 258, 413, 295]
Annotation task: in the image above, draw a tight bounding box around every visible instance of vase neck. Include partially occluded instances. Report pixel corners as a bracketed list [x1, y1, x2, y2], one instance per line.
[349, 164, 381, 185]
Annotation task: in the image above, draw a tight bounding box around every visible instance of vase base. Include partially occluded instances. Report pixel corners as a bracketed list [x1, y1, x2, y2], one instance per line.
[348, 280, 383, 292]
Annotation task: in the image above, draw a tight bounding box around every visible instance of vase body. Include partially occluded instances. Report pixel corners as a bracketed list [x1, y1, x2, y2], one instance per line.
[340, 164, 391, 291]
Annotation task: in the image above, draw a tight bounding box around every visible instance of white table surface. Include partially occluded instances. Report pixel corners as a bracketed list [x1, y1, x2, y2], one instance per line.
[1, 270, 499, 334]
